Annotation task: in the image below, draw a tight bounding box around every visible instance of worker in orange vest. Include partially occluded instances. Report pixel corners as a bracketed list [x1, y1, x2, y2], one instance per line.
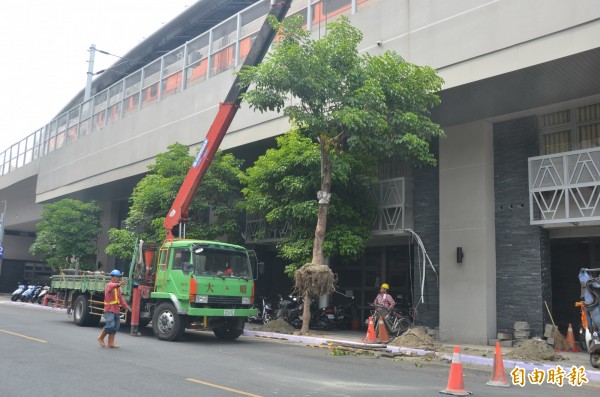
[97, 269, 130, 348]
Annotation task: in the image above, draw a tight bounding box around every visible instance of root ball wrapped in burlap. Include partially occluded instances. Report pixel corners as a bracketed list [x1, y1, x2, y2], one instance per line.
[293, 263, 336, 298]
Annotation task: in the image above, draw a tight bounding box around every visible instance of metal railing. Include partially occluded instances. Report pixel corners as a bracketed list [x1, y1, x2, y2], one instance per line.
[529, 147, 600, 224]
[0, 0, 365, 177]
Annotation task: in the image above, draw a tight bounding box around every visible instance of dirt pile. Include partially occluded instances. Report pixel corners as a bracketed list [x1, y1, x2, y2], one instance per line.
[388, 327, 441, 351]
[255, 318, 296, 334]
[506, 339, 563, 362]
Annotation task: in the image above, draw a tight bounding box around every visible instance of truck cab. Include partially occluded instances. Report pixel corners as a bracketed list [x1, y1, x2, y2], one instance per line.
[134, 240, 256, 341]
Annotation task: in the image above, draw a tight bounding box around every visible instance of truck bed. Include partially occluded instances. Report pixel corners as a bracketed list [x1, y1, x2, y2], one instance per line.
[51, 272, 130, 295]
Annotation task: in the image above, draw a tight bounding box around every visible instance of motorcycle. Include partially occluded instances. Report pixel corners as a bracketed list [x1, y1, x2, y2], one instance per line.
[248, 296, 274, 324]
[29, 285, 43, 303]
[282, 296, 331, 330]
[35, 286, 50, 304]
[11, 283, 27, 301]
[20, 285, 36, 302]
[332, 300, 357, 330]
[277, 295, 303, 328]
[578, 268, 600, 368]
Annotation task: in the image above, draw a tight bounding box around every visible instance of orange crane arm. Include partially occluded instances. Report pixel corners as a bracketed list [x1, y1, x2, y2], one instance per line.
[164, 0, 292, 240]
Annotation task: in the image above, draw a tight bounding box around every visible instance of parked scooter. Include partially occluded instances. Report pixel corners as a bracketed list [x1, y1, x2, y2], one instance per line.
[29, 285, 43, 303]
[577, 268, 600, 368]
[281, 295, 331, 330]
[11, 283, 27, 301]
[248, 296, 274, 324]
[277, 295, 303, 328]
[332, 299, 357, 330]
[20, 285, 36, 302]
[35, 286, 50, 304]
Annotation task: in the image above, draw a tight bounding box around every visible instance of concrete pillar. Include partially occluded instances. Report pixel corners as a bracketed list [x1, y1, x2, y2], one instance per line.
[439, 121, 496, 344]
[96, 201, 121, 272]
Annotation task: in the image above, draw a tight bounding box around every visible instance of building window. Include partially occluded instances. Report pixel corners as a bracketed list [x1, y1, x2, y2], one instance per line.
[23, 262, 53, 284]
[540, 103, 600, 154]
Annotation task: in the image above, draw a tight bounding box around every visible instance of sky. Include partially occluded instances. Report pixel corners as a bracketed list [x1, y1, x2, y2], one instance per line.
[0, 0, 196, 152]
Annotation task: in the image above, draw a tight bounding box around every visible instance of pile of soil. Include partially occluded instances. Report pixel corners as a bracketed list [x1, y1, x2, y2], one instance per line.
[506, 339, 563, 362]
[255, 318, 296, 334]
[388, 327, 441, 351]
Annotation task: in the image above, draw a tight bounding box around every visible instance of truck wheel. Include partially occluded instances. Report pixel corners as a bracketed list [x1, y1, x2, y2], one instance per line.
[213, 319, 244, 340]
[153, 302, 185, 341]
[73, 295, 92, 326]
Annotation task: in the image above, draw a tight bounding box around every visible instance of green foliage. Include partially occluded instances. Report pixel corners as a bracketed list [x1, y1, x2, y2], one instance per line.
[106, 143, 244, 259]
[238, 16, 445, 161]
[239, 16, 443, 276]
[105, 229, 137, 260]
[240, 130, 376, 276]
[30, 199, 102, 271]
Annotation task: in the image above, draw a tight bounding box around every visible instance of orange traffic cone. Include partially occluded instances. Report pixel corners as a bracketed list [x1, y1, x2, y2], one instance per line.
[440, 346, 472, 396]
[361, 316, 378, 343]
[377, 316, 390, 343]
[486, 342, 509, 387]
[566, 323, 579, 352]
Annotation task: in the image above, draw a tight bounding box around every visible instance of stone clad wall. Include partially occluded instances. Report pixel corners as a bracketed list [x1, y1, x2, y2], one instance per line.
[493, 116, 551, 336]
[412, 139, 440, 328]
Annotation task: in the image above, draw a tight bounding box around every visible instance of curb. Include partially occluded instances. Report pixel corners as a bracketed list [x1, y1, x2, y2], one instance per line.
[1, 300, 67, 313]
[244, 329, 600, 384]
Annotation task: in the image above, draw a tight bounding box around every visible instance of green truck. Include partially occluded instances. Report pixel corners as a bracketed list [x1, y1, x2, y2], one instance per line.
[51, 239, 258, 341]
[50, 0, 292, 342]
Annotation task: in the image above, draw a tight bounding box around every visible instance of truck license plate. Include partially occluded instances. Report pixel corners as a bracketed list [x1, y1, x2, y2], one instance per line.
[224, 309, 235, 316]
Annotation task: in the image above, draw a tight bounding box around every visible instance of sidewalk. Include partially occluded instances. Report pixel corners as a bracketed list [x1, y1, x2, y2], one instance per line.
[243, 327, 600, 385]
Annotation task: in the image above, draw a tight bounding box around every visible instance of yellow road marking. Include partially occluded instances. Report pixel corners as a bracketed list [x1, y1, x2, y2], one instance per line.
[185, 378, 263, 397]
[0, 329, 47, 343]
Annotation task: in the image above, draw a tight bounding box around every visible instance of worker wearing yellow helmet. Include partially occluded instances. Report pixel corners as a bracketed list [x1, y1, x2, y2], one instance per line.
[374, 282, 395, 314]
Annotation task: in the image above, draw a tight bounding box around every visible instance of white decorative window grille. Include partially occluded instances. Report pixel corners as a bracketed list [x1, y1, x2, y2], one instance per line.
[370, 177, 407, 235]
[529, 147, 600, 224]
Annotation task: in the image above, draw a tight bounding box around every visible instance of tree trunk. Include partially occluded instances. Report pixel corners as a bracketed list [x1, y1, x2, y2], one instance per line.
[311, 142, 332, 266]
[301, 293, 311, 334]
[301, 141, 333, 334]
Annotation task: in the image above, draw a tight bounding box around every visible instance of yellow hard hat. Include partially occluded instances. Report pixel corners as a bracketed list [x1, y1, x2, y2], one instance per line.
[380, 283, 390, 290]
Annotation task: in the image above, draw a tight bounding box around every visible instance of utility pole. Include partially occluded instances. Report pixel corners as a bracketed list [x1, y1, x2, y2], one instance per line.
[84, 44, 97, 102]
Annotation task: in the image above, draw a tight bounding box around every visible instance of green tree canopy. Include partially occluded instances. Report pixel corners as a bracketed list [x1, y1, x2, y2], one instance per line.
[238, 15, 444, 333]
[106, 143, 244, 260]
[238, 15, 444, 268]
[240, 130, 376, 276]
[30, 199, 102, 271]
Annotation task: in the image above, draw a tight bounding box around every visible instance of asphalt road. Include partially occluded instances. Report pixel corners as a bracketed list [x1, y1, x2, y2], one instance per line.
[0, 301, 597, 397]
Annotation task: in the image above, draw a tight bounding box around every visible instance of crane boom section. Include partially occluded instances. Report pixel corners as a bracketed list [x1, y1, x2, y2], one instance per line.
[164, 0, 292, 240]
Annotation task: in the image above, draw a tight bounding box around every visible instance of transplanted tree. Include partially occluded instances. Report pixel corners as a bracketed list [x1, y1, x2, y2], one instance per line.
[30, 199, 102, 272]
[238, 15, 444, 333]
[106, 143, 244, 260]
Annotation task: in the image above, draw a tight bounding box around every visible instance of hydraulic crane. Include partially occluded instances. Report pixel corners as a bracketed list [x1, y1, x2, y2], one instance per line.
[164, 0, 292, 240]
